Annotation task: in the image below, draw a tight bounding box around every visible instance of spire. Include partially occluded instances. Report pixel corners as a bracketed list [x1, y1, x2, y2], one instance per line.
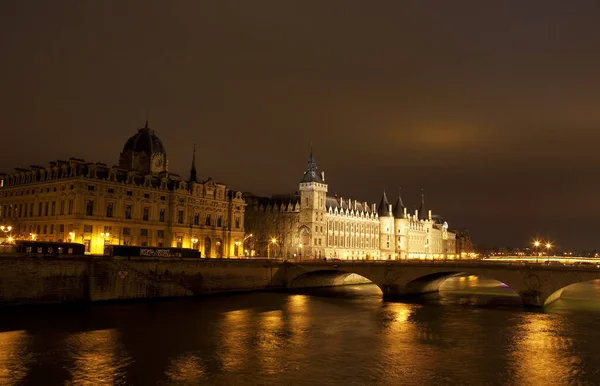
[189, 144, 197, 182]
[300, 144, 323, 183]
[393, 187, 406, 218]
[377, 189, 391, 217]
[418, 189, 428, 220]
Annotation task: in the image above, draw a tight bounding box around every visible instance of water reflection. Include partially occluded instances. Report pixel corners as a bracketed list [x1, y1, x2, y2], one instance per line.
[509, 314, 583, 385]
[64, 328, 131, 385]
[164, 351, 206, 384]
[3, 282, 600, 384]
[216, 309, 251, 372]
[0, 330, 31, 386]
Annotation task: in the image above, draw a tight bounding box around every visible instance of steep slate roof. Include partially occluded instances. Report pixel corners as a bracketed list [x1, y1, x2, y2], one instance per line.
[378, 190, 392, 217]
[393, 188, 406, 219]
[326, 196, 375, 213]
[299, 148, 323, 183]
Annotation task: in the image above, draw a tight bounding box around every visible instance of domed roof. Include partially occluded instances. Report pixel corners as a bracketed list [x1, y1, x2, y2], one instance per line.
[121, 121, 167, 156]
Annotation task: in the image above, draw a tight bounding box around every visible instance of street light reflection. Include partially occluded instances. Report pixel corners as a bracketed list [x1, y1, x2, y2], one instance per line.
[65, 329, 131, 386]
[0, 330, 31, 386]
[217, 309, 250, 372]
[510, 314, 582, 384]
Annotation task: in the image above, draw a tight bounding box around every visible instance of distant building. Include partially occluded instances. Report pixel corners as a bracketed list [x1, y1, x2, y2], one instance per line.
[0, 122, 245, 256]
[455, 229, 474, 255]
[244, 150, 457, 260]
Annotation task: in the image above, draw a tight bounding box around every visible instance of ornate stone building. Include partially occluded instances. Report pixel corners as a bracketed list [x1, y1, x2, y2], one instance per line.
[0, 122, 245, 256]
[244, 150, 456, 260]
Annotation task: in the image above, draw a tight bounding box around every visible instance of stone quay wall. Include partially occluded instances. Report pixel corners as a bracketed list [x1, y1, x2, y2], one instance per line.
[0, 255, 285, 306]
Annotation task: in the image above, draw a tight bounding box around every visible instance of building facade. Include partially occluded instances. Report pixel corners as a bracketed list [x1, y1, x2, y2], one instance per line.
[0, 122, 246, 256]
[244, 151, 457, 260]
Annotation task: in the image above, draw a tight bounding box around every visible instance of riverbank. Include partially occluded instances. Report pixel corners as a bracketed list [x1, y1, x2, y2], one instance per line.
[0, 255, 285, 306]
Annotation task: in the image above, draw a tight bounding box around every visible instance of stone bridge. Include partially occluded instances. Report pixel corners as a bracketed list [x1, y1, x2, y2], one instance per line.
[281, 260, 600, 307]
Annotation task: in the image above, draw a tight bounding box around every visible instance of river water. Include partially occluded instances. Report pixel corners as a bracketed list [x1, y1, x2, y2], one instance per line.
[1, 276, 600, 385]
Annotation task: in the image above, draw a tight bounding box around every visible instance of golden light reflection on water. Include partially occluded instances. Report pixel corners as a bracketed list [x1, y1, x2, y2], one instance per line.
[257, 310, 285, 375]
[0, 330, 31, 386]
[216, 309, 251, 372]
[510, 314, 582, 385]
[288, 295, 310, 347]
[65, 328, 131, 386]
[164, 352, 206, 383]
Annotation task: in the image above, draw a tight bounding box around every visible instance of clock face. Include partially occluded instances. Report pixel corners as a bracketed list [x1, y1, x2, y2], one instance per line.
[153, 156, 163, 168]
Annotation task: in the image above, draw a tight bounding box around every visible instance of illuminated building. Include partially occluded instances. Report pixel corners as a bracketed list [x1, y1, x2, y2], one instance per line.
[244, 150, 456, 260]
[0, 122, 245, 256]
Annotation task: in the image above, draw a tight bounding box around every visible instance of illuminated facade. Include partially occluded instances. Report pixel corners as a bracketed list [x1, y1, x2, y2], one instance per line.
[244, 151, 456, 260]
[0, 122, 245, 256]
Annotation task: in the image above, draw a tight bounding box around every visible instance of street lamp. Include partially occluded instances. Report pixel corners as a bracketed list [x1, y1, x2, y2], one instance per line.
[243, 234, 253, 256]
[298, 243, 302, 259]
[68, 231, 75, 243]
[545, 242, 552, 264]
[235, 241, 241, 257]
[191, 237, 199, 250]
[0, 225, 13, 244]
[533, 240, 541, 263]
[30, 233, 37, 241]
[268, 238, 277, 259]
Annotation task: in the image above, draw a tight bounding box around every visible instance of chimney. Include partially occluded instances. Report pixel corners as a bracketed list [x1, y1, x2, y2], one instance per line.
[321, 171, 325, 181]
[388, 204, 392, 214]
[403, 207, 407, 217]
[428, 210, 432, 220]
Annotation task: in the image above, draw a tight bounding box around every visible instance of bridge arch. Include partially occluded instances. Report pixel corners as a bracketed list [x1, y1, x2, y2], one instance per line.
[288, 269, 380, 292]
[284, 262, 600, 308]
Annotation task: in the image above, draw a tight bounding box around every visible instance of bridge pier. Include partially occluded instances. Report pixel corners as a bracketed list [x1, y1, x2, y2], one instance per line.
[518, 290, 544, 308]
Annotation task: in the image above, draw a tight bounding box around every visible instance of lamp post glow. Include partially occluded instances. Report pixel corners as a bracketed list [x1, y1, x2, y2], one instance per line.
[235, 241, 241, 257]
[533, 240, 541, 263]
[0, 225, 13, 244]
[243, 234, 253, 256]
[68, 232, 75, 242]
[268, 238, 277, 259]
[545, 242, 552, 264]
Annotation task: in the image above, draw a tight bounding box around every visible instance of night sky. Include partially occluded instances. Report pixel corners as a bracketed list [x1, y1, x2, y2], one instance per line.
[2, 1, 600, 250]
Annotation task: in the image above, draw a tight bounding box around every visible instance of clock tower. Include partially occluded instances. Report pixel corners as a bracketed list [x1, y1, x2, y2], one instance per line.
[298, 147, 328, 259]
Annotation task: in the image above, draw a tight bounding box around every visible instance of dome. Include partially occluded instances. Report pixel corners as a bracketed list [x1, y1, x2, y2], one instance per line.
[118, 121, 168, 175]
[121, 121, 167, 156]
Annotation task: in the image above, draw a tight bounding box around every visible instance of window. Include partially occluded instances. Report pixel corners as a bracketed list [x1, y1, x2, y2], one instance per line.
[106, 203, 114, 218]
[51, 201, 56, 216]
[143, 207, 149, 221]
[141, 229, 148, 237]
[126, 191, 133, 196]
[177, 210, 184, 224]
[217, 215, 222, 227]
[85, 200, 94, 216]
[59, 224, 64, 233]
[84, 224, 92, 233]
[29, 203, 33, 217]
[70, 184, 74, 190]
[108, 188, 115, 194]
[235, 217, 240, 229]
[193, 213, 199, 225]
[123, 227, 131, 236]
[205, 214, 211, 226]
[160, 196, 166, 201]
[159, 208, 165, 222]
[50, 224, 54, 234]
[60, 200, 65, 215]
[44, 202, 48, 216]
[68, 199, 73, 215]
[87, 185, 95, 191]
[141, 240, 148, 247]
[125, 204, 132, 219]
[104, 226, 112, 233]
[144, 193, 150, 199]
[43, 225, 47, 234]
[157, 230, 164, 238]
